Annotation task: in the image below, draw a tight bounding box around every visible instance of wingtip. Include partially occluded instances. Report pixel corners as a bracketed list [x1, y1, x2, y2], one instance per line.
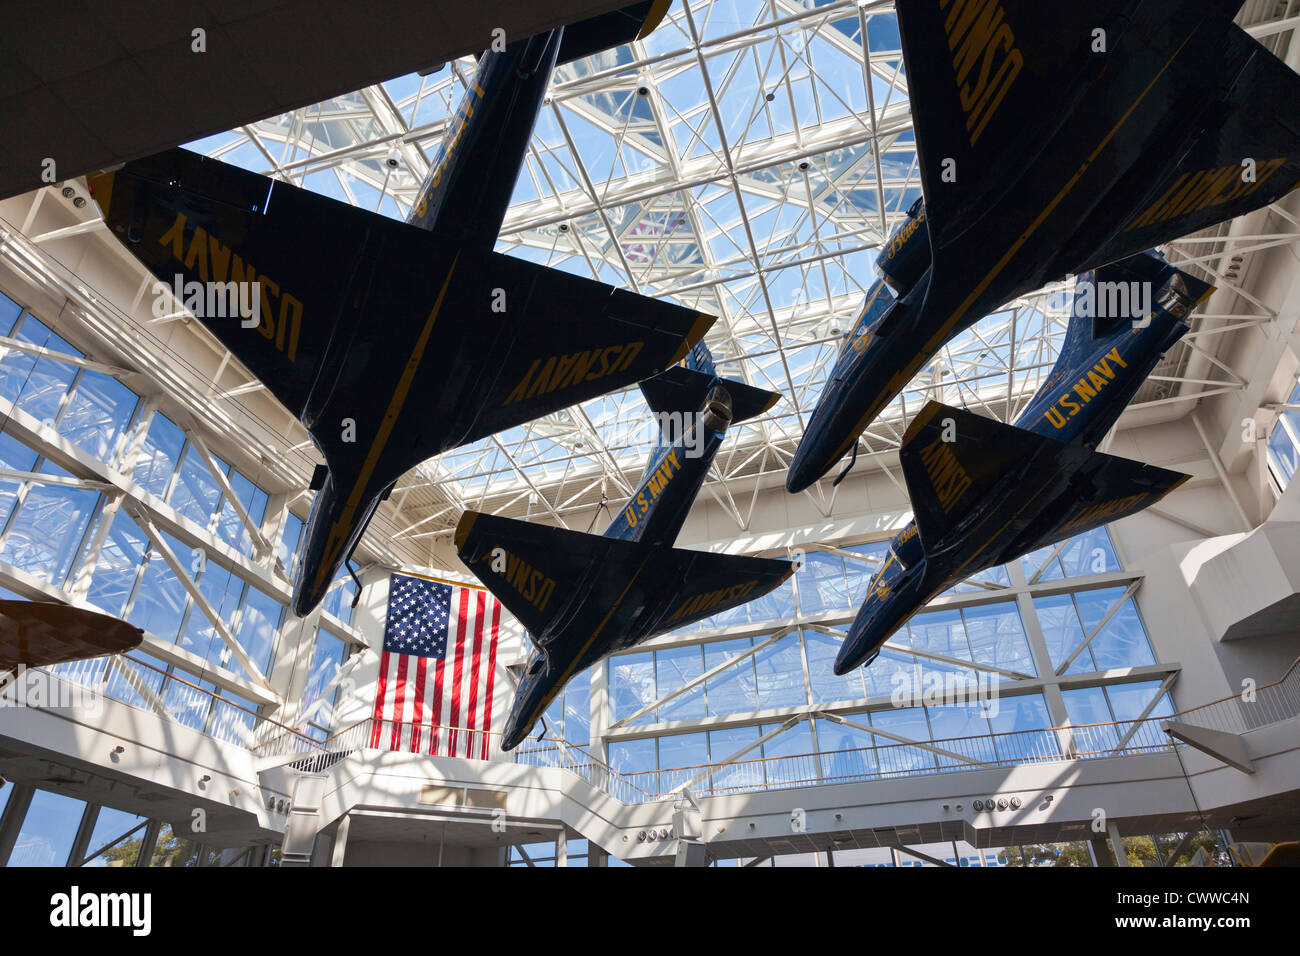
[670, 311, 717, 364]
[454, 510, 480, 551]
[637, 0, 673, 40]
[84, 169, 115, 219]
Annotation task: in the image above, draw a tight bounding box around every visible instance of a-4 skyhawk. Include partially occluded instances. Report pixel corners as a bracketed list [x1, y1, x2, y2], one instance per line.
[87, 3, 710, 615]
[832, 251, 1211, 675]
[455, 344, 792, 751]
[787, 0, 1300, 493]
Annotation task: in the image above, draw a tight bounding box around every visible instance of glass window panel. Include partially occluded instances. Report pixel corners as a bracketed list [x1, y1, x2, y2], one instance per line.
[1020, 543, 1065, 583]
[0, 432, 38, 530]
[168, 444, 223, 528]
[214, 469, 268, 556]
[656, 731, 709, 793]
[0, 462, 100, 585]
[760, 719, 816, 787]
[322, 574, 358, 625]
[1074, 588, 1155, 669]
[1105, 680, 1173, 724]
[607, 737, 656, 794]
[85, 511, 147, 615]
[655, 644, 705, 722]
[562, 669, 590, 746]
[926, 703, 995, 766]
[0, 318, 80, 422]
[0, 291, 20, 334]
[703, 637, 757, 716]
[1268, 419, 1299, 485]
[279, 511, 305, 578]
[177, 561, 242, 664]
[128, 532, 190, 641]
[1062, 686, 1120, 750]
[1033, 593, 1094, 674]
[11, 789, 86, 866]
[804, 628, 865, 703]
[132, 414, 184, 498]
[302, 627, 346, 721]
[962, 600, 1036, 678]
[705, 724, 764, 794]
[56, 370, 137, 461]
[610, 651, 656, 726]
[796, 551, 848, 614]
[1058, 527, 1121, 576]
[752, 633, 807, 709]
[744, 573, 793, 623]
[83, 806, 147, 867]
[906, 606, 973, 667]
[235, 584, 283, 677]
[861, 645, 915, 699]
[815, 717, 878, 782]
[870, 707, 937, 775]
[953, 562, 1011, 593]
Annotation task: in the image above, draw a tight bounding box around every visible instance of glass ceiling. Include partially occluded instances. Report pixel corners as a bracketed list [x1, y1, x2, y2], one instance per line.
[186, 0, 1190, 547]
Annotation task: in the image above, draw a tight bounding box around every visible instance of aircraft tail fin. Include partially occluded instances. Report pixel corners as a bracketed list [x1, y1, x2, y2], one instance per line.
[556, 1, 672, 64]
[640, 343, 780, 426]
[1064, 251, 1215, 350]
[454, 510, 792, 645]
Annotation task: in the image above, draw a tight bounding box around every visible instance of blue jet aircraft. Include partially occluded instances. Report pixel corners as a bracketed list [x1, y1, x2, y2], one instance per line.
[787, 0, 1300, 493]
[85, 3, 710, 616]
[832, 252, 1212, 675]
[454, 344, 792, 750]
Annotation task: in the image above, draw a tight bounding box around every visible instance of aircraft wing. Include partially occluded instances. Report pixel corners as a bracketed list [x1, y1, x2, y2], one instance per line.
[1031, 453, 1190, 548]
[556, 1, 672, 63]
[895, 0, 1132, 243]
[455, 511, 791, 644]
[91, 147, 713, 470]
[1087, 26, 1300, 266]
[898, 401, 1086, 554]
[88, 148, 375, 420]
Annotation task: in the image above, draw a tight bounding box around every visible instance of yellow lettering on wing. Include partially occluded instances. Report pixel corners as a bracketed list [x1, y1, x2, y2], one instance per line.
[668, 579, 758, 623]
[501, 342, 646, 407]
[157, 211, 304, 364]
[494, 547, 557, 614]
[940, 0, 1024, 146]
[1126, 158, 1288, 233]
[918, 435, 973, 513]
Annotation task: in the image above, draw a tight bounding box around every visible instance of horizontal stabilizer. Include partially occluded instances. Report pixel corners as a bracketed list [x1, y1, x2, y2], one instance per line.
[899, 402, 1082, 553]
[454, 511, 791, 644]
[556, 1, 671, 63]
[640, 366, 780, 425]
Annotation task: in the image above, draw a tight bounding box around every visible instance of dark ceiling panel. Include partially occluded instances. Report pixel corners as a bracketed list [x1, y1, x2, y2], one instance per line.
[0, 0, 632, 198]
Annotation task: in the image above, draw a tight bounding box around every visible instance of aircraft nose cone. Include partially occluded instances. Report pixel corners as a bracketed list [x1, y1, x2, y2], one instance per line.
[499, 706, 531, 753]
[833, 592, 895, 675]
[785, 443, 821, 494]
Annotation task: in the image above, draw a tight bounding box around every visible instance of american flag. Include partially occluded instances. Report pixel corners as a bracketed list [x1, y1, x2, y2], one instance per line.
[370, 573, 501, 759]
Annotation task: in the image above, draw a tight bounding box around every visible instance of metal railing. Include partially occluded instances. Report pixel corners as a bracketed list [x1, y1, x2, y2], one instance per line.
[22, 650, 1300, 808]
[27, 654, 324, 755]
[1164, 656, 1300, 734]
